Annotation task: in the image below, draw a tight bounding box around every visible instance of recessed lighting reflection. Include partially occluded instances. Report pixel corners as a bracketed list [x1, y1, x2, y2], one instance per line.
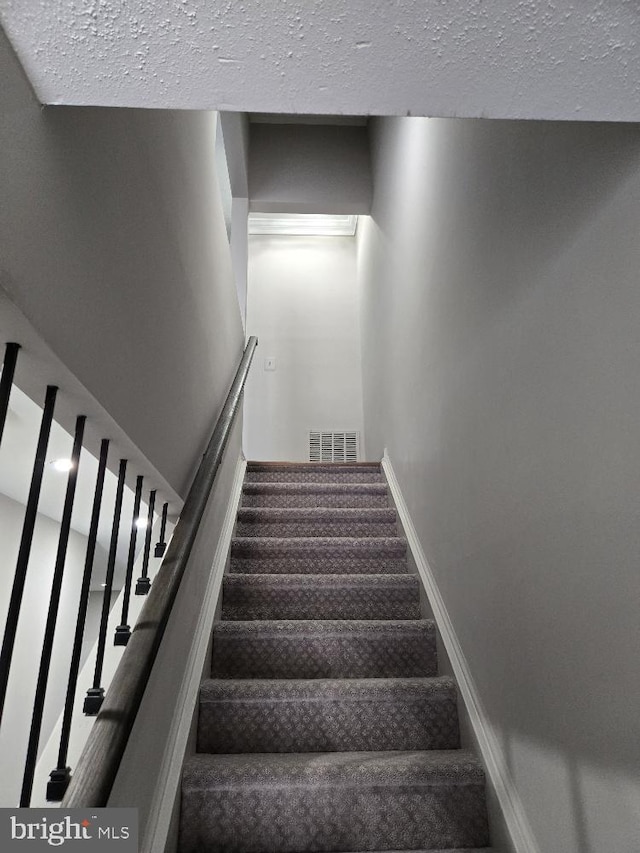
[135, 517, 148, 530]
[52, 458, 74, 472]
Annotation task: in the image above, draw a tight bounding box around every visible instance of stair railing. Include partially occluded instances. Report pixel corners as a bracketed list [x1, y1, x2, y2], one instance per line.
[0, 342, 176, 806]
[62, 335, 258, 808]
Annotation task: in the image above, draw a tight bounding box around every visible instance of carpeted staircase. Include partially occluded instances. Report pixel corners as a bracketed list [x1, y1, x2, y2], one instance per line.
[179, 462, 492, 853]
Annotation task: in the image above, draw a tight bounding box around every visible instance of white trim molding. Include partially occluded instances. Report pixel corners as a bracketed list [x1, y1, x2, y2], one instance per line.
[381, 452, 541, 853]
[144, 456, 247, 853]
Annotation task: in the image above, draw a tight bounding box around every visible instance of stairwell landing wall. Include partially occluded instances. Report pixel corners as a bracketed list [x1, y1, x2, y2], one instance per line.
[358, 117, 640, 853]
[244, 234, 364, 461]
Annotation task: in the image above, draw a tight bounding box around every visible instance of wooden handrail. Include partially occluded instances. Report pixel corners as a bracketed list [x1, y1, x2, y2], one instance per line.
[63, 336, 258, 807]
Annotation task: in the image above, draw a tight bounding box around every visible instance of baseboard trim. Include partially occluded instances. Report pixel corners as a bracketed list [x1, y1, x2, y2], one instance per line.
[381, 452, 540, 853]
[143, 455, 247, 853]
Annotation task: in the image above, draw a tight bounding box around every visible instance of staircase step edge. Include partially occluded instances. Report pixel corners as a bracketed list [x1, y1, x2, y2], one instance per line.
[199, 675, 456, 701]
[183, 749, 484, 787]
[213, 618, 434, 635]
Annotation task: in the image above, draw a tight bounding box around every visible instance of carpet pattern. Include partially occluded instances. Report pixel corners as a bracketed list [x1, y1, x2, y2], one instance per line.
[221, 574, 421, 621]
[231, 537, 408, 574]
[180, 462, 491, 853]
[211, 620, 438, 679]
[197, 677, 460, 753]
[241, 482, 389, 508]
[236, 507, 399, 538]
[245, 463, 383, 484]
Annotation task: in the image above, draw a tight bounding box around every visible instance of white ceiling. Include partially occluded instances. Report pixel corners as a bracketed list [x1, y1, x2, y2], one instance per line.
[1, 1, 640, 121]
[0, 385, 153, 590]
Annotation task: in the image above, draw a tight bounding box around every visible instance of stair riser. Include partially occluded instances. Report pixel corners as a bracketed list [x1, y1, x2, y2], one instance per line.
[242, 492, 388, 508]
[222, 575, 420, 620]
[211, 634, 437, 679]
[236, 520, 398, 537]
[222, 584, 419, 620]
[198, 696, 460, 753]
[179, 785, 489, 852]
[245, 471, 383, 483]
[230, 556, 408, 574]
[231, 537, 408, 575]
[222, 599, 421, 620]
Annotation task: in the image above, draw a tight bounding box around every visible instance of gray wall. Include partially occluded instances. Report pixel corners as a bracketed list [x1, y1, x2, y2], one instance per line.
[249, 124, 372, 214]
[220, 112, 251, 329]
[244, 234, 363, 461]
[358, 116, 640, 853]
[0, 29, 244, 497]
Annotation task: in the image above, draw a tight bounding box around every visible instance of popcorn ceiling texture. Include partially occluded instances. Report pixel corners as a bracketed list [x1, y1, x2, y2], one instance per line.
[1, 0, 640, 120]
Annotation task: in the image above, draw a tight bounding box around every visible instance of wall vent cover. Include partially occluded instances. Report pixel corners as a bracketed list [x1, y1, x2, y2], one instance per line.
[309, 430, 359, 463]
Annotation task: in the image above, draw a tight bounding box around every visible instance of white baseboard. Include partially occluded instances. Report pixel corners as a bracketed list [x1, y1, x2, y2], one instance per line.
[143, 455, 247, 853]
[381, 452, 540, 853]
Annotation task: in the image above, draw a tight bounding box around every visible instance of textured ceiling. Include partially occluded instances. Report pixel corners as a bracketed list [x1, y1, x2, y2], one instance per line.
[1, 0, 640, 121]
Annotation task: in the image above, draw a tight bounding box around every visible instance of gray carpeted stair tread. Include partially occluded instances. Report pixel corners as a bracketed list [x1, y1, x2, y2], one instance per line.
[180, 458, 492, 852]
[238, 507, 397, 521]
[180, 750, 489, 852]
[197, 676, 459, 753]
[242, 481, 389, 508]
[221, 573, 420, 620]
[231, 536, 408, 574]
[245, 462, 383, 484]
[183, 748, 484, 786]
[236, 507, 398, 538]
[200, 675, 455, 701]
[211, 619, 437, 679]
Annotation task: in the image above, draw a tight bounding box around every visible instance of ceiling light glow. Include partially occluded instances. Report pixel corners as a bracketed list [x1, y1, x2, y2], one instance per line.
[135, 517, 148, 530]
[248, 213, 358, 237]
[52, 458, 74, 472]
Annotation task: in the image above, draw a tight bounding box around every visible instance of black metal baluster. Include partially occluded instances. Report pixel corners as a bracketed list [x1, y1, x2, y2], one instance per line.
[0, 342, 20, 447]
[154, 502, 169, 557]
[20, 415, 86, 806]
[84, 458, 127, 716]
[135, 489, 156, 596]
[114, 476, 143, 646]
[0, 385, 58, 726]
[48, 438, 110, 801]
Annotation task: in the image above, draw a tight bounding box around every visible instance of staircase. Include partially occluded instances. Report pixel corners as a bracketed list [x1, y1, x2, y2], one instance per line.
[179, 462, 492, 853]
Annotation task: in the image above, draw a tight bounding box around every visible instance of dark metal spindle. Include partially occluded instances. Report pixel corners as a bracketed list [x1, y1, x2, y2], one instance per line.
[135, 489, 156, 596]
[114, 475, 143, 646]
[0, 342, 20, 446]
[84, 458, 127, 716]
[20, 414, 86, 807]
[154, 501, 169, 557]
[0, 385, 58, 726]
[48, 438, 110, 802]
